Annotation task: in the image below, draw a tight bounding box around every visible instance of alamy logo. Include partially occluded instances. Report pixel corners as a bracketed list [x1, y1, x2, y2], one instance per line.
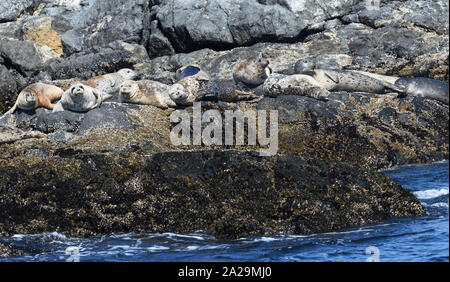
[170, 103, 279, 156]
[365, 0, 380, 10]
[365, 246, 380, 262]
[65, 246, 80, 262]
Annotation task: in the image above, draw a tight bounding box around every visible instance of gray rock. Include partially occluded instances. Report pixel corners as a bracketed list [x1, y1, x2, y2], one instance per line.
[147, 20, 175, 57]
[0, 0, 35, 23]
[50, 0, 150, 55]
[45, 40, 151, 80]
[0, 39, 46, 77]
[77, 102, 136, 136]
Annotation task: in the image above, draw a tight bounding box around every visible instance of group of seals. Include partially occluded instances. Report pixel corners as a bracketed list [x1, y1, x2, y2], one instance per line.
[3, 54, 448, 118]
[167, 53, 269, 106]
[292, 57, 449, 105]
[3, 69, 139, 116]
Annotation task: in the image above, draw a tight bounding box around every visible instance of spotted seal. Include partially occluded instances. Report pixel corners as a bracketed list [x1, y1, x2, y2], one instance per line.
[119, 80, 176, 109]
[169, 77, 261, 106]
[233, 53, 272, 87]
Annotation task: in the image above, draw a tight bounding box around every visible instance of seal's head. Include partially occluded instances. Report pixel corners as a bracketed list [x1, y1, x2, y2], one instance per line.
[17, 91, 37, 110]
[117, 68, 138, 80]
[294, 58, 316, 75]
[69, 84, 86, 102]
[119, 80, 139, 100]
[169, 84, 188, 104]
[256, 55, 270, 69]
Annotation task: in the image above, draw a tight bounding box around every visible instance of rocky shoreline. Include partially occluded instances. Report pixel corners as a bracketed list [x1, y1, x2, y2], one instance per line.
[0, 0, 448, 256]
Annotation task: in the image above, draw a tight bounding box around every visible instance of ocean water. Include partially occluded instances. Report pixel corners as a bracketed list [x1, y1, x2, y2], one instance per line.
[1, 161, 448, 262]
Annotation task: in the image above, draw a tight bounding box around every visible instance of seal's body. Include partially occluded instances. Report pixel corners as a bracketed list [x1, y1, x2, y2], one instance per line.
[294, 58, 403, 94]
[311, 69, 404, 93]
[169, 77, 260, 106]
[5, 83, 64, 114]
[263, 73, 330, 100]
[119, 80, 176, 109]
[395, 77, 449, 105]
[233, 54, 272, 87]
[53, 83, 104, 113]
[84, 68, 138, 100]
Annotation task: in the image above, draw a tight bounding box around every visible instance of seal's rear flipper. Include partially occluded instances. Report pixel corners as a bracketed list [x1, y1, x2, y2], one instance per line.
[383, 81, 407, 94]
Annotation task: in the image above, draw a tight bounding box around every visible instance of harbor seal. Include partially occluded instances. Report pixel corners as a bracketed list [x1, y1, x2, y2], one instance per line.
[294, 58, 404, 94]
[84, 68, 138, 100]
[5, 83, 64, 115]
[395, 77, 449, 105]
[169, 77, 260, 106]
[119, 80, 176, 109]
[233, 53, 272, 87]
[53, 83, 104, 113]
[176, 64, 210, 82]
[263, 73, 330, 100]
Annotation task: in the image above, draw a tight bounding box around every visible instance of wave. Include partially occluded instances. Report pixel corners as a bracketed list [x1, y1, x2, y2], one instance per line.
[414, 188, 449, 200]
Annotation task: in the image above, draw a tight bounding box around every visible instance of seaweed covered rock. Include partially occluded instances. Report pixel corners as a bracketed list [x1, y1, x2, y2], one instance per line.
[0, 150, 425, 239]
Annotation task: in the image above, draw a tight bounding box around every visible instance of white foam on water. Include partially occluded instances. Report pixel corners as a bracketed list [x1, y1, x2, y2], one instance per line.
[430, 203, 449, 208]
[185, 245, 200, 251]
[147, 245, 170, 252]
[163, 233, 207, 241]
[414, 188, 449, 200]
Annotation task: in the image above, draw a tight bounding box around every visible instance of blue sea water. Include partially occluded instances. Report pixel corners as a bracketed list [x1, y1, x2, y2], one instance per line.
[1, 161, 448, 262]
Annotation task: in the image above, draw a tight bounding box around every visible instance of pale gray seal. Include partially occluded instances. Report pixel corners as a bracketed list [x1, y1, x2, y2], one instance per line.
[53, 83, 105, 113]
[294, 58, 404, 94]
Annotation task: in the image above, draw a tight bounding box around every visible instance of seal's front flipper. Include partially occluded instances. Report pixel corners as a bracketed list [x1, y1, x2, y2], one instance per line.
[324, 71, 340, 84]
[5, 103, 18, 115]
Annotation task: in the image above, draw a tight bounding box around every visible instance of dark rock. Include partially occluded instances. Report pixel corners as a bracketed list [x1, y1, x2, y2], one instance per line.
[0, 65, 18, 114]
[77, 103, 136, 136]
[0, 150, 425, 239]
[30, 111, 85, 134]
[44, 40, 151, 80]
[147, 20, 175, 57]
[40, 0, 151, 55]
